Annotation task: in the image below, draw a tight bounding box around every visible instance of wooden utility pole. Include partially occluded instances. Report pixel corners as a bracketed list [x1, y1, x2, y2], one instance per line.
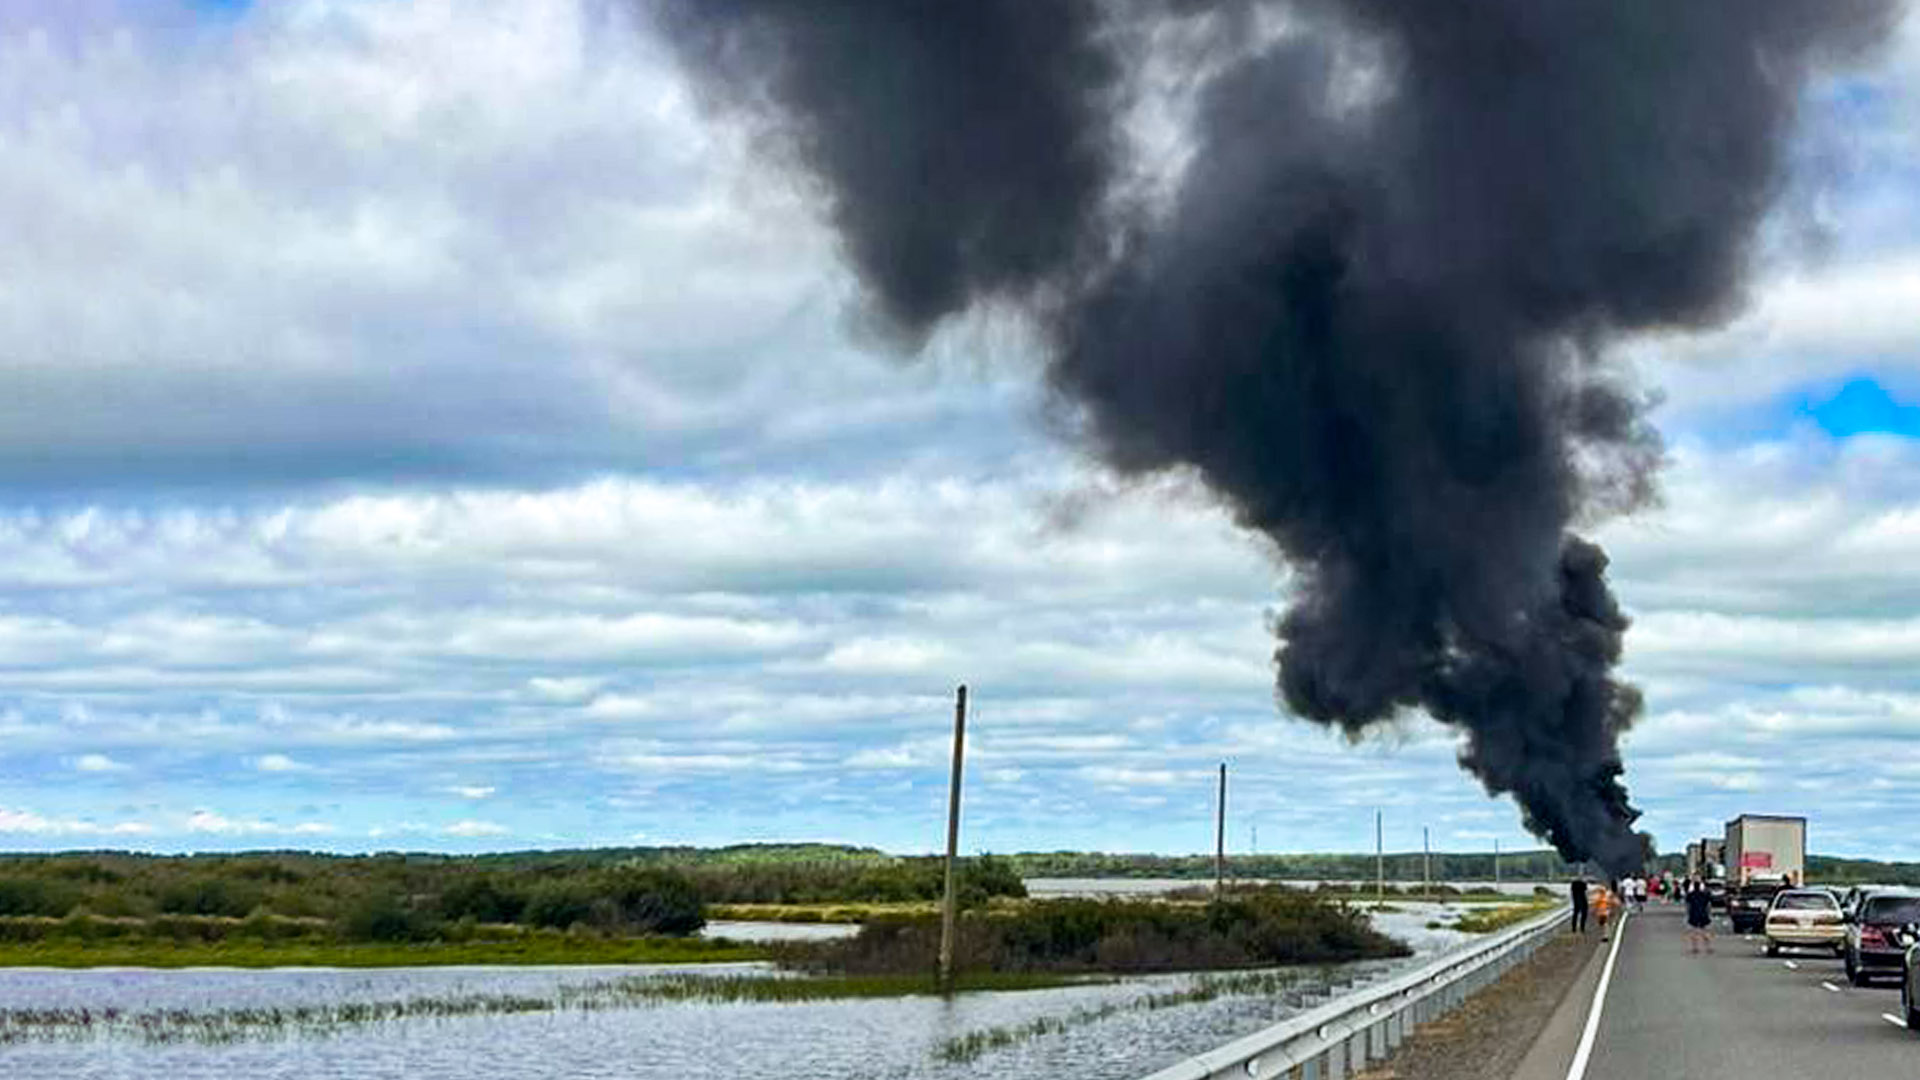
[937, 684, 968, 990]
[1214, 763, 1227, 894]
[1375, 810, 1384, 907]
[1423, 826, 1431, 900]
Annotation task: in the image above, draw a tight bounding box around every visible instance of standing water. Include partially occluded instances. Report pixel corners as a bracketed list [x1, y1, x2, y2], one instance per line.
[0, 892, 1543, 1079]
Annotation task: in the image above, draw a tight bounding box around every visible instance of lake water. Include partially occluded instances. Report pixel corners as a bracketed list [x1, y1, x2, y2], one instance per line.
[0, 895, 1540, 1080]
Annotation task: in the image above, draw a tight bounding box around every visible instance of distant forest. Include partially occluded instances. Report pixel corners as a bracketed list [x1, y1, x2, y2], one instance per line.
[0, 846, 1028, 945]
[4, 843, 1917, 948]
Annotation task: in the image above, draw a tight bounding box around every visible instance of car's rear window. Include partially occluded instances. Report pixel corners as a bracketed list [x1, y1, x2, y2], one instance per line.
[1862, 896, 1920, 923]
[1774, 892, 1836, 910]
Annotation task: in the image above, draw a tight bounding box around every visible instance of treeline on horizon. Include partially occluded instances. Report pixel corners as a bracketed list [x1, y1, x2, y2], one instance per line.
[4, 843, 1916, 947]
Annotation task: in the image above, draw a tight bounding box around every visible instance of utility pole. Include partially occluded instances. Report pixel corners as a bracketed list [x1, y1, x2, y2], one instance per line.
[1423, 826, 1431, 900]
[1494, 838, 1501, 888]
[1375, 810, 1384, 907]
[1214, 763, 1227, 895]
[937, 685, 968, 990]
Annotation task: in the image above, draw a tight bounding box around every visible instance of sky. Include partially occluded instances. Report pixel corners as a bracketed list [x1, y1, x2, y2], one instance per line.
[2, 0, 1919, 861]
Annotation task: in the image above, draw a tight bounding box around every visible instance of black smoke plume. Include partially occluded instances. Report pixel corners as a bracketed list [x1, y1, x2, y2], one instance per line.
[656, 0, 1897, 873]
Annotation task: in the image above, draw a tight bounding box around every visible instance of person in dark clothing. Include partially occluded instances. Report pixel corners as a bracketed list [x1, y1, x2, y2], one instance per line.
[1571, 877, 1589, 933]
[1685, 877, 1714, 954]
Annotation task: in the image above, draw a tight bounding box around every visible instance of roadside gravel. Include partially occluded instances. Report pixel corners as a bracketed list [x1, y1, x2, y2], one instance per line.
[1355, 929, 1602, 1080]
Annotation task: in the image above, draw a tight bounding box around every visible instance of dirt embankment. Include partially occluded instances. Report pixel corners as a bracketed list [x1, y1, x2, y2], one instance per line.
[1355, 929, 1601, 1080]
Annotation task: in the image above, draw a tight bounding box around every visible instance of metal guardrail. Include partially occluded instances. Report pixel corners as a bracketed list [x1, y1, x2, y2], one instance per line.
[1138, 903, 1573, 1080]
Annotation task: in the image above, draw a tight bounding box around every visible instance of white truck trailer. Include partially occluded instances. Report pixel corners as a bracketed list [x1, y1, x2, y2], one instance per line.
[1724, 814, 1806, 887]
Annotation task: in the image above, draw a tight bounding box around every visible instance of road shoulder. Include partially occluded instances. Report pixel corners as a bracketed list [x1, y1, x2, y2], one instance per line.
[1507, 920, 1616, 1080]
[1350, 925, 1603, 1080]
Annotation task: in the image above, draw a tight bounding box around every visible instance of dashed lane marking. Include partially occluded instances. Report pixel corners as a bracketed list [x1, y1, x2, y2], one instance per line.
[1882, 1013, 1907, 1029]
[1821, 981, 1842, 993]
[1784, 961, 1798, 970]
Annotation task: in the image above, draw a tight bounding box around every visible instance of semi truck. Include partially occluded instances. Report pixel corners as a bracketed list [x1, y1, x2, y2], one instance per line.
[1723, 814, 1807, 933]
[1686, 838, 1726, 880]
[1724, 814, 1805, 887]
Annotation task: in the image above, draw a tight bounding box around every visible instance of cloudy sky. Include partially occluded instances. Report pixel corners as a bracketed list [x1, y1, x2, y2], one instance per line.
[2, 0, 1919, 862]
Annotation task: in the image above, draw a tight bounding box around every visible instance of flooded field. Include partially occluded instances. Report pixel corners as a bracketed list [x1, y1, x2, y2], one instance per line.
[0, 896, 1550, 1080]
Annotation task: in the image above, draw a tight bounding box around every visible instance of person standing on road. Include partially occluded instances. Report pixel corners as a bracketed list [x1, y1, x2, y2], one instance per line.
[1685, 877, 1714, 954]
[1570, 876, 1589, 933]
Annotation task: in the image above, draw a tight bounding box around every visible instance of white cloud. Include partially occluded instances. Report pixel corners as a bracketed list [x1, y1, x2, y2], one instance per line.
[253, 753, 307, 773]
[442, 820, 509, 838]
[448, 786, 497, 800]
[0, 807, 151, 836]
[72, 753, 126, 773]
[186, 810, 334, 836]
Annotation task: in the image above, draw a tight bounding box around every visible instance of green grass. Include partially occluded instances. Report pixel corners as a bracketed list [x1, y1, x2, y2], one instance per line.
[707, 901, 938, 924]
[1449, 902, 1559, 934]
[0, 935, 770, 969]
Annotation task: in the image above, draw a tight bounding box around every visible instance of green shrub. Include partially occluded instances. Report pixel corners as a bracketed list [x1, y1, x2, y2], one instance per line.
[0, 876, 79, 917]
[600, 868, 704, 935]
[438, 875, 526, 924]
[341, 893, 440, 943]
[524, 882, 597, 930]
[158, 877, 261, 918]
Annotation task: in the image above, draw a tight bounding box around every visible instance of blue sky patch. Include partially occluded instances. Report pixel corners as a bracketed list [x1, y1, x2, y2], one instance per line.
[1794, 377, 1920, 439]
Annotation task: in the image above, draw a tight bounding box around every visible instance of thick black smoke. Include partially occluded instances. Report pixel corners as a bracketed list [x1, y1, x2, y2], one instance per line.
[657, 0, 1896, 873]
[654, 0, 1121, 344]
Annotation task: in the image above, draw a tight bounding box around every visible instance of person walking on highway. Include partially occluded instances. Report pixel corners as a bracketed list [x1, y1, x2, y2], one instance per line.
[1594, 883, 1615, 939]
[1685, 877, 1714, 954]
[1570, 876, 1589, 933]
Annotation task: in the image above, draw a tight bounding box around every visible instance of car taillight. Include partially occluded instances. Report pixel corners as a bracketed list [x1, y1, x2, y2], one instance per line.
[1860, 926, 1887, 947]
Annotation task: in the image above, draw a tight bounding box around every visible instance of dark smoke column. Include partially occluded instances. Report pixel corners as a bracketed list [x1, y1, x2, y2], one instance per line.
[656, 0, 1896, 875]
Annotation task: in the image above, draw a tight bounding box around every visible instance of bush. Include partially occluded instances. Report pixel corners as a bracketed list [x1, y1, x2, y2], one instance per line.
[341, 892, 440, 943]
[158, 877, 261, 918]
[524, 882, 597, 931]
[797, 891, 1410, 976]
[438, 875, 527, 924]
[0, 877, 78, 917]
[601, 868, 704, 935]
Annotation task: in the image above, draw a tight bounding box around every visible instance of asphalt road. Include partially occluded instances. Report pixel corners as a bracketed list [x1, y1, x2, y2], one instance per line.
[1578, 900, 1918, 1078]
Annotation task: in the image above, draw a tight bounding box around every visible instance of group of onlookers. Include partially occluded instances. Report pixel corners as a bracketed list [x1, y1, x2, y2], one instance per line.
[1567, 871, 1723, 953]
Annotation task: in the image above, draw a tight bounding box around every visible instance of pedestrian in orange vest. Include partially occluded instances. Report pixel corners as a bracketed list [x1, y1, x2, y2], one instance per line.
[1594, 885, 1615, 939]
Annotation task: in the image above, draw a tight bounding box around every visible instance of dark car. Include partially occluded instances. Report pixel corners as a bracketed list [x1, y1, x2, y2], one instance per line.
[1841, 884, 1892, 921]
[1726, 880, 1786, 934]
[1844, 889, 1920, 986]
[1707, 878, 1729, 909]
[1901, 923, 1920, 1032]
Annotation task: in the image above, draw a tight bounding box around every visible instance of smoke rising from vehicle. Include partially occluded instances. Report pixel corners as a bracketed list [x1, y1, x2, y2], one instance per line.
[655, 0, 1897, 873]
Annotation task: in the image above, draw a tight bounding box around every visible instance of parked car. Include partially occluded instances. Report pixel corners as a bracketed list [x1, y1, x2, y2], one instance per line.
[1841, 884, 1893, 921]
[1764, 889, 1845, 956]
[1900, 923, 1920, 1032]
[1844, 889, 1920, 986]
[1707, 878, 1728, 909]
[1727, 880, 1786, 934]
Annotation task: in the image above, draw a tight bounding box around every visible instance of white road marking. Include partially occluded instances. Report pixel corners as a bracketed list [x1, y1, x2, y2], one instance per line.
[1882, 1013, 1907, 1029]
[1566, 909, 1629, 1080]
[1784, 961, 1798, 969]
[1821, 981, 1842, 992]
